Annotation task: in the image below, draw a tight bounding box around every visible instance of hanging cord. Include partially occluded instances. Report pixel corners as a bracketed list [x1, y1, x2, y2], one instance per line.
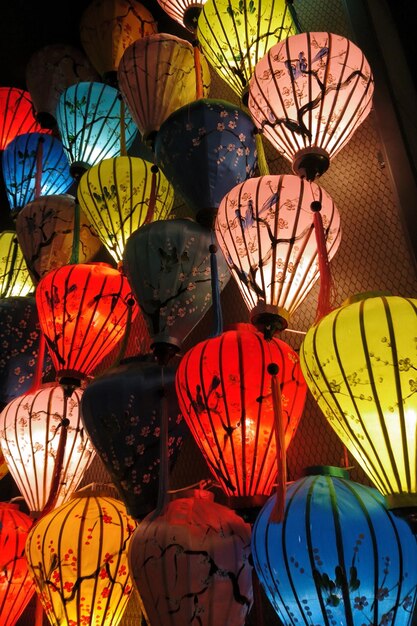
[34, 595, 44, 626]
[193, 40, 204, 100]
[144, 164, 158, 224]
[209, 237, 223, 337]
[27, 330, 46, 394]
[268, 362, 286, 523]
[311, 200, 333, 323]
[254, 130, 270, 176]
[119, 96, 127, 156]
[286, 0, 303, 34]
[152, 366, 170, 519]
[69, 200, 80, 265]
[34, 136, 44, 199]
[109, 296, 136, 369]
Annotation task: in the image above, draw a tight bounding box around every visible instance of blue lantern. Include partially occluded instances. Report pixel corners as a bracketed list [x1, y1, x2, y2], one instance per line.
[1, 132, 73, 216]
[55, 81, 138, 180]
[154, 98, 257, 227]
[252, 467, 417, 626]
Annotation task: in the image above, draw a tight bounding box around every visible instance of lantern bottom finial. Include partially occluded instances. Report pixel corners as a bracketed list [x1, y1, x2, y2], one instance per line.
[292, 147, 330, 181]
[152, 341, 180, 366]
[36, 111, 57, 130]
[227, 495, 269, 525]
[183, 5, 203, 31]
[250, 304, 289, 339]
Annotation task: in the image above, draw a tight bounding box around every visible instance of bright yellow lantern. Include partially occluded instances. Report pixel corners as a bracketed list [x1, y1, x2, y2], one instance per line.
[0, 231, 34, 298]
[300, 293, 417, 515]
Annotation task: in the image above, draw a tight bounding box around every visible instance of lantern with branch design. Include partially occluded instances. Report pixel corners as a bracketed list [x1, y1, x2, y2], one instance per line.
[0, 231, 34, 298]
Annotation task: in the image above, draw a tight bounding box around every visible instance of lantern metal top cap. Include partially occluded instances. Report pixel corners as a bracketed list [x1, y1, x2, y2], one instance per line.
[292, 147, 330, 181]
[250, 303, 289, 337]
[302, 465, 350, 479]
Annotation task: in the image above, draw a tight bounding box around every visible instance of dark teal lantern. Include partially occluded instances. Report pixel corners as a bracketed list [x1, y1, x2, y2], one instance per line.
[154, 99, 257, 227]
[252, 467, 417, 626]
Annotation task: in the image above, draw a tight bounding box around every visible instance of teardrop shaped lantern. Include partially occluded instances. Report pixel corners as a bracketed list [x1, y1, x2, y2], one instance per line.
[15, 194, 103, 284]
[79, 0, 157, 86]
[197, 0, 296, 102]
[157, 0, 207, 32]
[2, 133, 73, 216]
[154, 98, 257, 227]
[122, 218, 231, 363]
[81, 356, 188, 519]
[0, 502, 35, 626]
[248, 32, 374, 180]
[252, 467, 417, 626]
[25, 44, 100, 129]
[129, 489, 253, 626]
[55, 81, 138, 180]
[35, 263, 138, 391]
[25, 486, 138, 626]
[0, 383, 95, 516]
[0, 231, 34, 298]
[175, 323, 307, 510]
[117, 33, 211, 144]
[0, 87, 50, 151]
[77, 156, 174, 264]
[215, 174, 341, 330]
[300, 293, 417, 526]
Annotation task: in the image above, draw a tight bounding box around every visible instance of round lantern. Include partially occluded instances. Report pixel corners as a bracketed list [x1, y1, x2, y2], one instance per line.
[35, 262, 138, 391]
[197, 0, 296, 102]
[25, 44, 100, 129]
[248, 32, 374, 180]
[117, 33, 211, 144]
[0, 502, 35, 626]
[55, 81, 138, 180]
[0, 383, 95, 516]
[299, 293, 417, 522]
[215, 174, 341, 330]
[81, 356, 188, 520]
[175, 323, 307, 510]
[0, 231, 34, 298]
[129, 489, 253, 626]
[15, 194, 102, 284]
[77, 156, 175, 264]
[156, 0, 207, 31]
[122, 218, 231, 363]
[79, 0, 157, 85]
[0, 87, 50, 151]
[154, 98, 257, 227]
[252, 467, 417, 626]
[2, 133, 73, 216]
[25, 486, 138, 626]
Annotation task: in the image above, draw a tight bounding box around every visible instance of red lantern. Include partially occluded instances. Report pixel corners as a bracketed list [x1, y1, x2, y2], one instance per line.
[35, 263, 138, 390]
[0, 87, 50, 151]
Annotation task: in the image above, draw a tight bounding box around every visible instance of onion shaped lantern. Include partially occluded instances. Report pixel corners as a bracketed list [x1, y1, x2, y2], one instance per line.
[25, 44, 100, 129]
[81, 356, 188, 519]
[248, 32, 374, 180]
[215, 174, 341, 331]
[128, 489, 253, 626]
[0, 87, 50, 151]
[25, 486, 138, 626]
[77, 156, 174, 264]
[0, 383, 95, 516]
[2, 133, 73, 216]
[79, 0, 157, 86]
[55, 82, 138, 181]
[0, 502, 35, 626]
[122, 218, 230, 363]
[35, 263, 138, 391]
[300, 293, 417, 526]
[154, 98, 257, 227]
[15, 194, 102, 284]
[197, 0, 296, 103]
[117, 33, 211, 144]
[0, 231, 34, 298]
[252, 467, 417, 626]
[156, 0, 207, 32]
[175, 323, 307, 511]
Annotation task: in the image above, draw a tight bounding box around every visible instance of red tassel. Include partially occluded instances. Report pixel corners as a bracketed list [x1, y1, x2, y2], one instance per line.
[34, 137, 44, 199]
[193, 42, 203, 100]
[268, 363, 286, 523]
[312, 201, 333, 323]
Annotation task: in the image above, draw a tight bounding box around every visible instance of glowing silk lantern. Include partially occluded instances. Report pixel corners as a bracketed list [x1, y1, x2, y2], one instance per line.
[77, 156, 174, 263]
[25, 486, 138, 626]
[252, 467, 417, 626]
[299, 293, 417, 524]
[215, 174, 341, 331]
[35, 263, 138, 391]
[0, 87, 50, 151]
[0, 383, 95, 516]
[25, 44, 100, 129]
[118, 33, 211, 144]
[249, 32, 374, 180]
[157, 0, 207, 31]
[79, 0, 157, 86]
[55, 81, 138, 180]
[154, 98, 257, 227]
[197, 0, 296, 102]
[129, 489, 253, 626]
[175, 323, 307, 510]
[15, 194, 102, 284]
[0, 502, 35, 626]
[0, 231, 34, 298]
[122, 218, 230, 363]
[2, 133, 73, 216]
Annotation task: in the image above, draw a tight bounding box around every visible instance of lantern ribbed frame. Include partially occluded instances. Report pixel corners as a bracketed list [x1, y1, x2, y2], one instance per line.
[0, 87, 50, 151]
[0, 231, 34, 298]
